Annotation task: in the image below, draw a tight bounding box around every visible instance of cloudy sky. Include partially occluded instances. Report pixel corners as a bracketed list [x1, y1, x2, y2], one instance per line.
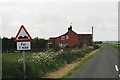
[0, 0, 118, 41]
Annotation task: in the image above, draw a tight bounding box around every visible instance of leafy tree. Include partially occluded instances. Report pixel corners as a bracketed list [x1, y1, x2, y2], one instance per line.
[31, 37, 48, 52]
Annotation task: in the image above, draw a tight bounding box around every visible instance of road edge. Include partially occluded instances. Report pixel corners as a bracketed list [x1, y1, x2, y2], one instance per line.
[61, 45, 104, 78]
[42, 45, 104, 78]
[61, 50, 99, 78]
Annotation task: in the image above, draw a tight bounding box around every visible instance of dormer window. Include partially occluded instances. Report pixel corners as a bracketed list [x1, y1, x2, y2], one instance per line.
[61, 36, 65, 40]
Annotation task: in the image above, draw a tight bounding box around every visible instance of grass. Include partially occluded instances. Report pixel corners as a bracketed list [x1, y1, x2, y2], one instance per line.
[42, 49, 99, 78]
[3, 53, 22, 61]
[110, 43, 120, 50]
[43, 45, 103, 78]
[3, 45, 101, 78]
[61, 44, 104, 78]
[61, 49, 100, 78]
[2, 52, 39, 61]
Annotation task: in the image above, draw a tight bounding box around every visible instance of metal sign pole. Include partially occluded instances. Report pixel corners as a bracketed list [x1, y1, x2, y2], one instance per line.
[22, 50, 26, 78]
[92, 26, 94, 46]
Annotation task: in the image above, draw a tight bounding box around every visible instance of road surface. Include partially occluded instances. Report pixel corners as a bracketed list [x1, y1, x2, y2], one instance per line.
[70, 44, 119, 78]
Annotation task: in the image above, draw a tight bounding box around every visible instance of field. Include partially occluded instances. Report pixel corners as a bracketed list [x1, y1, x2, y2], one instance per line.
[3, 45, 101, 78]
[111, 43, 120, 45]
[3, 52, 34, 61]
[111, 43, 120, 51]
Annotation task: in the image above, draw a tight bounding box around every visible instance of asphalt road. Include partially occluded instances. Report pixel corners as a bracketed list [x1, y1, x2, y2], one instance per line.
[70, 44, 119, 78]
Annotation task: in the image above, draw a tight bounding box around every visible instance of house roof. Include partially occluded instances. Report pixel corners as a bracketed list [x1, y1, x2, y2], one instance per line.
[49, 25, 92, 40]
[78, 34, 92, 41]
[49, 29, 77, 39]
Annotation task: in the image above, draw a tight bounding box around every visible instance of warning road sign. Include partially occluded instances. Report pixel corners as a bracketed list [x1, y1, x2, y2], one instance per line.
[14, 25, 32, 78]
[14, 25, 32, 41]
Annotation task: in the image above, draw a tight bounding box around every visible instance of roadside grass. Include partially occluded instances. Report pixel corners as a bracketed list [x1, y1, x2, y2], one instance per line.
[3, 53, 22, 61]
[2, 52, 39, 61]
[110, 43, 120, 50]
[95, 44, 103, 46]
[43, 45, 103, 78]
[109, 43, 120, 60]
[3, 44, 102, 78]
[63, 44, 104, 78]
[61, 49, 100, 78]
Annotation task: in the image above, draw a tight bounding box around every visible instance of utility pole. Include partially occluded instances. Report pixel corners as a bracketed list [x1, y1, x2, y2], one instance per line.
[92, 26, 94, 46]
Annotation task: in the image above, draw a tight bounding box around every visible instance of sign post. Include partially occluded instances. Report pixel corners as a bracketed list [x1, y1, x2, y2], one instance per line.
[14, 25, 32, 78]
[22, 50, 26, 78]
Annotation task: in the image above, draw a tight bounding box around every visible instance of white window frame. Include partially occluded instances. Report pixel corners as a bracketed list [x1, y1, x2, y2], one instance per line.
[61, 36, 65, 40]
[66, 35, 69, 40]
[59, 43, 67, 48]
[59, 43, 62, 47]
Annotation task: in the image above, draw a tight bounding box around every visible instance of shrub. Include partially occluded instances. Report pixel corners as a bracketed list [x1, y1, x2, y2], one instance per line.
[93, 44, 99, 49]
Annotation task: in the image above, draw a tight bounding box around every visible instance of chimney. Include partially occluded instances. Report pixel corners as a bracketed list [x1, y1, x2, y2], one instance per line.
[68, 24, 72, 31]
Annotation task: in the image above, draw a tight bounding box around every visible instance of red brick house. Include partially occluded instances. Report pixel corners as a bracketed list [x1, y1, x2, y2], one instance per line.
[48, 25, 93, 48]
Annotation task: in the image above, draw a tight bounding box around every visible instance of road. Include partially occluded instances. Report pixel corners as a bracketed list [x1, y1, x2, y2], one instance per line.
[70, 44, 119, 78]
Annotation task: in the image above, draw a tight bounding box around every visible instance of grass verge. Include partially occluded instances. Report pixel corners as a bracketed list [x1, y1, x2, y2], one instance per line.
[61, 49, 99, 78]
[43, 47, 102, 78]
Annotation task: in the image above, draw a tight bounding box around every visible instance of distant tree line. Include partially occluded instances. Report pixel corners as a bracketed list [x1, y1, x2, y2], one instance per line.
[94, 41, 103, 44]
[2, 37, 48, 53]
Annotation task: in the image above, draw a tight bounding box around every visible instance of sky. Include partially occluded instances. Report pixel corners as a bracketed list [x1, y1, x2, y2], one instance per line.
[0, 0, 119, 41]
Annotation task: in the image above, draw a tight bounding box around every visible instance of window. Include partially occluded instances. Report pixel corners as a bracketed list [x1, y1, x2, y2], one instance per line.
[66, 35, 69, 40]
[61, 36, 65, 40]
[59, 43, 67, 48]
[59, 43, 62, 47]
[63, 44, 67, 47]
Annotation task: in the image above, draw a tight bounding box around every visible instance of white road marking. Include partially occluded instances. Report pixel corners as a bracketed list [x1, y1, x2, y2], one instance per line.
[115, 65, 120, 78]
[115, 65, 119, 72]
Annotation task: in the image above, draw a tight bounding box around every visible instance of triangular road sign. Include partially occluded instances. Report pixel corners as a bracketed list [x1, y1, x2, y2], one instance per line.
[14, 25, 32, 41]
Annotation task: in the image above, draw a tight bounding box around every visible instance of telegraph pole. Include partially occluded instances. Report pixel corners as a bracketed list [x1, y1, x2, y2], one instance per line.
[92, 26, 94, 46]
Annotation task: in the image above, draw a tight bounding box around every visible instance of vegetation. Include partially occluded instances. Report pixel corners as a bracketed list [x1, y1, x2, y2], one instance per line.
[111, 43, 120, 51]
[61, 49, 99, 78]
[3, 44, 101, 78]
[2, 37, 48, 53]
[2, 36, 102, 78]
[94, 41, 103, 44]
[92, 42, 102, 50]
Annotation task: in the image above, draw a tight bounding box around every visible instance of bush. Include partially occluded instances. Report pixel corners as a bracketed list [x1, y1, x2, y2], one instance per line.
[93, 44, 100, 49]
